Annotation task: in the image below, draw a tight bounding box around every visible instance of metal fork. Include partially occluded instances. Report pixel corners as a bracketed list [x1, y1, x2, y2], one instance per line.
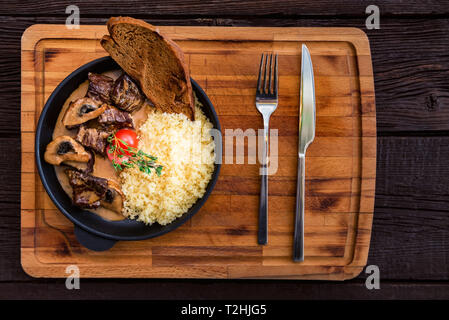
[255, 53, 278, 245]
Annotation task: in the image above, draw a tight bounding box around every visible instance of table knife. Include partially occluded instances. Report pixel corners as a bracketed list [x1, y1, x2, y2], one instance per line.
[293, 44, 316, 262]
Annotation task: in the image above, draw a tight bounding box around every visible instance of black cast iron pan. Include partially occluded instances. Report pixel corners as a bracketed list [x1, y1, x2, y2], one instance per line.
[35, 56, 221, 251]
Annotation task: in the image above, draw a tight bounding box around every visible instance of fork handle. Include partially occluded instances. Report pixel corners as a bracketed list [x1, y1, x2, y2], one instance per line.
[258, 122, 269, 245]
[293, 154, 305, 261]
[258, 165, 268, 244]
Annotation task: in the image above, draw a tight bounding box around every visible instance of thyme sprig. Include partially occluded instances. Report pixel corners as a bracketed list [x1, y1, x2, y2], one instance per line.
[107, 133, 163, 176]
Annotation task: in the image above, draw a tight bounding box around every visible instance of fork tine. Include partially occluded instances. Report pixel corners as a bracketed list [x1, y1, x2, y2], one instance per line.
[257, 53, 265, 94]
[268, 54, 273, 95]
[273, 53, 278, 96]
[263, 53, 268, 94]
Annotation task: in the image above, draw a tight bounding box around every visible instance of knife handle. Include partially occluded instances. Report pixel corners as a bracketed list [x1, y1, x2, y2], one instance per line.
[293, 154, 305, 261]
[258, 123, 269, 245]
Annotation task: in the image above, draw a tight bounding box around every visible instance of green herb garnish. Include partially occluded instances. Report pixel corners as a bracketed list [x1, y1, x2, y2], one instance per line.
[107, 133, 163, 176]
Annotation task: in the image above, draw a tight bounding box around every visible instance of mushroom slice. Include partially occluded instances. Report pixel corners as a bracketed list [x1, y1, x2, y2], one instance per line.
[101, 180, 124, 214]
[62, 97, 107, 129]
[64, 160, 90, 172]
[63, 150, 95, 173]
[44, 136, 90, 166]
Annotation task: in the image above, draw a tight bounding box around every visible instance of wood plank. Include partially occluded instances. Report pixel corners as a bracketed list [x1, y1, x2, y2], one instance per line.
[2, 279, 449, 299]
[1, 0, 447, 16]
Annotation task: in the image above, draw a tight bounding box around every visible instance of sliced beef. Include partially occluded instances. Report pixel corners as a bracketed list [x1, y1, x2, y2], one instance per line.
[72, 190, 102, 209]
[98, 106, 133, 129]
[65, 169, 108, 209]
[66, 169, 108, 195]
[110, 74, 144, 113]
[87, 72, 114, 104]
[76, 126, 111, 155]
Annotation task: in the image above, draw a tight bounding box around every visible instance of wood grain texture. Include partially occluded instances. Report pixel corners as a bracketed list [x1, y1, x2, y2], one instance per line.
[20, 24, 375, 279]
[21, 25, 376, 280]
[1, 0, 448, 16]
[2, 281, 449, 300]
[0, 0, 446, 300]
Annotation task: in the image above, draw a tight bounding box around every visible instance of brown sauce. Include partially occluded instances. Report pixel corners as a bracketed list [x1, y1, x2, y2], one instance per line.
[53, 70, 153, 221]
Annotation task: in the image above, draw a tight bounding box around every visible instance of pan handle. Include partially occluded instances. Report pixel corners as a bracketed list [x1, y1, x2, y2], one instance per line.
[74, 226, 117, 251]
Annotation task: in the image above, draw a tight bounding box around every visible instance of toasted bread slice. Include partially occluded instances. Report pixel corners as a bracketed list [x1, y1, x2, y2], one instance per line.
[101, 17, 195, 120]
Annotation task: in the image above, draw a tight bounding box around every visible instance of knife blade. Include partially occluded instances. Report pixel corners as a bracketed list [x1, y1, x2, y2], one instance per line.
[293, 44, 316, 262]
[299, 44, 316, 154]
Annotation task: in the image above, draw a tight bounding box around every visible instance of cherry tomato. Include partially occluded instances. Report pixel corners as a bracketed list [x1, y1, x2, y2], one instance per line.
[115, 129, 138, 155]
[107, 129, 138, 163]
[106, 145, 129, 164]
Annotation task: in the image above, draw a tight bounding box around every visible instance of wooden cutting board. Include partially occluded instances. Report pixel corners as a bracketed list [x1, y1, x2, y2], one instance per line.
[21, 25, 375, 280]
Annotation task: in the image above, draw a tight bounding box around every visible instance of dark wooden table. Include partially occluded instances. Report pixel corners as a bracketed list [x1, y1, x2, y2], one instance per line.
[1, 0, 449, 299]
